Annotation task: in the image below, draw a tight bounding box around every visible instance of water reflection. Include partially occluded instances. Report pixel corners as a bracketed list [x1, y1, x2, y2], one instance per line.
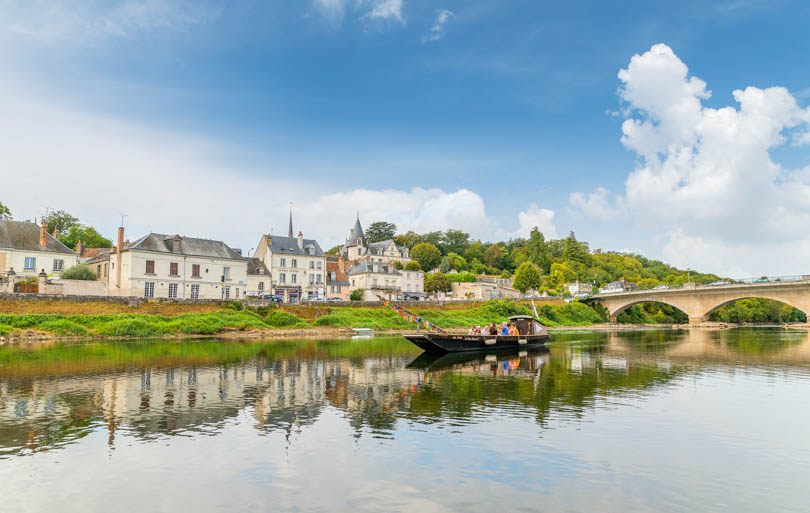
[2, 329, 807, 460]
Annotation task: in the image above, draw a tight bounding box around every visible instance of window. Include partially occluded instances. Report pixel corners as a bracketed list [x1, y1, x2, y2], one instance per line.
[291, 274, 297, 284]
[235, 288, 239, 299]
[309, 274, 315, 284]
[309, 261, 314, 269]
[258, 282, 264, 291]
[168, 283, 178, 298]
[224, 286, 230, 299]
[53, 259, 64, 272]
[144, 282, 155, 298]
[407, 284, 411, 292]
[292, 259, 297, 268]
[104, 263, 108, 276]
[223, 267, 231, 280]
[190, 284, 200, 299]
[316, 274, 322, 284]
[337, 285, 342, 293]
[317, 261, 322, 269]
[24, 257, 35, 270]
[145, 260, 155, 274]
[192, 264, 201, 278]
[330, 272, 336, 281]
[330, 285, 335, 293]
[280, 273, 286, 284]
[96, 265, 102, 277]
[170, 262, 179, 276]
[280, 258, 286, 268]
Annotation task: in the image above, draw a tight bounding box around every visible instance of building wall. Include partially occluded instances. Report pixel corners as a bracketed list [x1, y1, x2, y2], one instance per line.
[400, 270, 424, 294]
[0, 249, 78, 279]
[325, 282, 349, 300]
[110, 251, 248, 300]
[268, 253, 326, 298]
[246, 274, 271, 297]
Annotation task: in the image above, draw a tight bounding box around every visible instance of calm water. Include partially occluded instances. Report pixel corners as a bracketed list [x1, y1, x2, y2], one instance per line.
[2, 329, 810, 512]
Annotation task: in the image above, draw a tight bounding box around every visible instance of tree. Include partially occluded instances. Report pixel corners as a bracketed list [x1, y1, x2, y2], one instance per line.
[484, 245, 504, 269]
[500, 269, 512, 279]
[0, 201, 11, 219]
[446, 252, 467, 271]
[366, 221, 397, 242]
[392, 260, 403, 270]
[60, 265, 97, 281]
[441, 229, 470, 255]
[395, 231, 422, 249]
[350, 289, 364, 301]
[44, 210, 80, 233]
[405, 260, 421, 271]
[439, 256, 452, 273]
[424, 273, 451, 293]
[326, 245, 342, 255]
[513, 262, 541, 293]
[464, 241, 486, 263]
[411, 243, 442, 272]
[60, 226, 112, 250]
[549, 262, 577, 294]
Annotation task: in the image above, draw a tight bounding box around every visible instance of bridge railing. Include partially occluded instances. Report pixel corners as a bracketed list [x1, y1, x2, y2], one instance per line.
[588, 274, 810, 297]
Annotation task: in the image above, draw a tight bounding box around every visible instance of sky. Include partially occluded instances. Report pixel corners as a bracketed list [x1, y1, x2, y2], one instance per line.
[1, 0, 809, 277]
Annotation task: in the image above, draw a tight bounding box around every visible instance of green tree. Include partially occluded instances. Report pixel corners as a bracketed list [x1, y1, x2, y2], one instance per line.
[394, 231, 422, 249]
[446, 252, 467, 271]
[411, 243, 442, 272]
[549, 262, 577, 293]
[60, 226, 112, 250]
[61, 265, 97, 281]
[464, 241, 486, 263]
[0, 201, 11, 219]
[441, 229, 470, 255]
[326, 245, 342, 255]
[513, 262, 541, 293]
[366, 221, 397, 242]
[392, 260, 403, 270]
[484, 245, 504, 269]
[350, 289, 364, 301]
[424, 273, 451, 293]
[439, 256, 452, 273]
[405, 260, 421, 271]
[44, 210, 80, 233]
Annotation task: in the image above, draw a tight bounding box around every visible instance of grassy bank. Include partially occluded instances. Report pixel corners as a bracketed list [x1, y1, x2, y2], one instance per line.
[0, 299, 611, 340]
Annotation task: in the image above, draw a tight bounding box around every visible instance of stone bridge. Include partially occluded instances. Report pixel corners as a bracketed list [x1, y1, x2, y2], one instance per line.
[586, 279, 810, 324]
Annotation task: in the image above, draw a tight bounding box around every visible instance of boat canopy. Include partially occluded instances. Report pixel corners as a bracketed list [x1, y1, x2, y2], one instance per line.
[509, 315, 545, 336]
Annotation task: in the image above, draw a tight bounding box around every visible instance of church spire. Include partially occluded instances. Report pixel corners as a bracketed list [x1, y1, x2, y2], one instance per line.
[288, 203, 293, 238]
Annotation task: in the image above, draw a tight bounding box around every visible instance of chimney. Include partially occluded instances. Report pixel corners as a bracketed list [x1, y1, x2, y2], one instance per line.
[39, 222, 47, 247]
[76, 240, 83, 256]
[53, 227, 61, 241]
[338, 255, 345, 273]
[117, 227, 125, 253]
[297, 231, 303, 250]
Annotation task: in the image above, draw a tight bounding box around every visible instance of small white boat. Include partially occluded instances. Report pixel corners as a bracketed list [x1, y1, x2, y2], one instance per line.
[352, 327, 374, 334]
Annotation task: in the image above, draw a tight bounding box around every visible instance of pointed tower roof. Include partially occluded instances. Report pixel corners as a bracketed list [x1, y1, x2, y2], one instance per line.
[349, 214, 365, 243]
[288, 207, 294, 238]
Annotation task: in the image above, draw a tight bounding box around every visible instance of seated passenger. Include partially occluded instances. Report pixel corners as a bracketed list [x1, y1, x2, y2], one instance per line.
[508, 324, 518, 336]
[501, 322, 509, 336]
[489, 323, 498, 336]
[468, 325, 476, 335]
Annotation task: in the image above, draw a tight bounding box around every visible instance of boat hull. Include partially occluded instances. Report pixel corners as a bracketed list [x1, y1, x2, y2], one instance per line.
[403, 333, 549, 353]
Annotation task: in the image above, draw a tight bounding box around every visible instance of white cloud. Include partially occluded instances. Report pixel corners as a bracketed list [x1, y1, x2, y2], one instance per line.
[421, 9, 453, 43]
[0, 86, 549, 255]
[568, 187, 622, 219]
[311, 0, 404, 25]
[572, 43, 810, 276]
[507, 204, 558, 240]
[0, 0, 218, 41]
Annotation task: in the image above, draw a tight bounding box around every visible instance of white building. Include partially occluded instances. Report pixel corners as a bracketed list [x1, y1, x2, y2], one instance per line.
[246, 257, 272, 297]
[252, 212, 327, 303]
[106, 227, 248, 300]
[346, 260, 424, 301]
[340, 216, 411, 265]
[0, 220, 78, 279]
[566, 281, 593, 296]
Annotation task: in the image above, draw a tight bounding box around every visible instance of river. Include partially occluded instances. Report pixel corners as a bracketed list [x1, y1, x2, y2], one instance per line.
[1, 329, 809, 512]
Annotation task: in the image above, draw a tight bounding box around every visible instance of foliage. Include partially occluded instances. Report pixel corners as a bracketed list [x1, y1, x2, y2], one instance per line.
[265, 311, 306, 327]
[484, 245, 504, 268]
[404, 260, 421, 271]
[411, 243, 442, 272]
[500, 269, 511, 279]
[445, 271, 477, 283]
[439, 256, 452, 273]
[44, 210, 80, 233]
[616, 303, 688, 324]
[392, 260, 403, 270]
[424, 273, 451, 293]
[366, 221, 397, 242]
[60, 225, 112, 250]
[222, 300, 244, 311]
[326, 245, 342, 255]
[350, 289, 364, 301]
[710, 298, 806, 323]
[60, 265, 97, 281]
[513, 262, 541, 293]
[0, 201, 11, 220]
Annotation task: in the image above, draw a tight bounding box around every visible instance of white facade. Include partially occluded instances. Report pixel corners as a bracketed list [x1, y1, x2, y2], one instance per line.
[253, 232, 327, 302]
[347, 261, 424, 301]
[0, 248, 78, 279]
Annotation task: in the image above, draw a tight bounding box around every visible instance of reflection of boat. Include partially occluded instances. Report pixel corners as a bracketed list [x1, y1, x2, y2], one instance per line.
[352, 328, 374, 334]
[407, 347, 549, 371]
[403, 315, 549, 353]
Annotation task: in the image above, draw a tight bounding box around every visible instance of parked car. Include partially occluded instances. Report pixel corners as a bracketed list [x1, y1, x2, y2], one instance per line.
[653, 285, 669, 290]
[709, 281, 727, 286]
[327, 297, 344, 302]
[258, 294, 283, 304]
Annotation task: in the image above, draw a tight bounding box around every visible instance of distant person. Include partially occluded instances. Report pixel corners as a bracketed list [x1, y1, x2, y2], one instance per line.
[468, 325, 476, 335]
[501, 322, 509, 336]
[508, 324, 518, 336]
[488, 323, 498, 336]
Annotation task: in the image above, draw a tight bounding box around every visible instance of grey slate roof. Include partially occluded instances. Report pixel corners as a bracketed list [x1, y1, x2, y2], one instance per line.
[267, 235, 325, 257]
[0, 220, 76, 255]
[367, 240, 408, 255]
[247, 257, 270, 276]
[126, 233, 244, 260]
[349, 217, 365, 243]
[346, 261, 401, 276]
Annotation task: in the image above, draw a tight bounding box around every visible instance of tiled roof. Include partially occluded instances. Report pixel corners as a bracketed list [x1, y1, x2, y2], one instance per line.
[267, 235, 325, 257]
[0, 220, 76, 255]
[126, 233, 244, 260]
[326, 258, 349, 284]
[247, 257, 270, 276]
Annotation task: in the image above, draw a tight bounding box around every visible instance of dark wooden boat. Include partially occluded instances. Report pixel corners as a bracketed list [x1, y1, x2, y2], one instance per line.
[403, 315, 549, 353]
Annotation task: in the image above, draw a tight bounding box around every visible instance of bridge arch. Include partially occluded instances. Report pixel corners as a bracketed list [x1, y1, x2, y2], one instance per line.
[606, 299, 692, 324]
[703, 296, 808, 320]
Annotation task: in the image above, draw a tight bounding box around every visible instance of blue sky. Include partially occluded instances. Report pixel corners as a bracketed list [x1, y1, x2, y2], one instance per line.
[1, 0, 809, 275]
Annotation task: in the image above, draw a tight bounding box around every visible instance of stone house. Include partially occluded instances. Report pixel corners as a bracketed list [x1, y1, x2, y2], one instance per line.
[252, 214, 326, 303]
[325, 255, 350, 300]
[340, 216, 411, 265]
[104, 227, 248, 299]
[0, 220, 78, 279]
[246, 257, 271, 297]
[346, 260, 424, 301]
[566, 281, 594, 296]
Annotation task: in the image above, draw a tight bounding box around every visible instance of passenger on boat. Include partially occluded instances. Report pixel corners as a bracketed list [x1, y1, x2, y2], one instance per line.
[468, 325, 476, 335]
[488, 323, 498, 336]
[508, 324, 518, 336]
[500, 322, 509, 336]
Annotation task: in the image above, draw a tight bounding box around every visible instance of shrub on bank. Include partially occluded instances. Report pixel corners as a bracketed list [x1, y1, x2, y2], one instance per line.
[265, 311, 306, 328]
[0, 324, 14, 336]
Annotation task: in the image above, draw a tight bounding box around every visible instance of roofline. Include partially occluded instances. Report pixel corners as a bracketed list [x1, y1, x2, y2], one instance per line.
[118, 247, 246, 261]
